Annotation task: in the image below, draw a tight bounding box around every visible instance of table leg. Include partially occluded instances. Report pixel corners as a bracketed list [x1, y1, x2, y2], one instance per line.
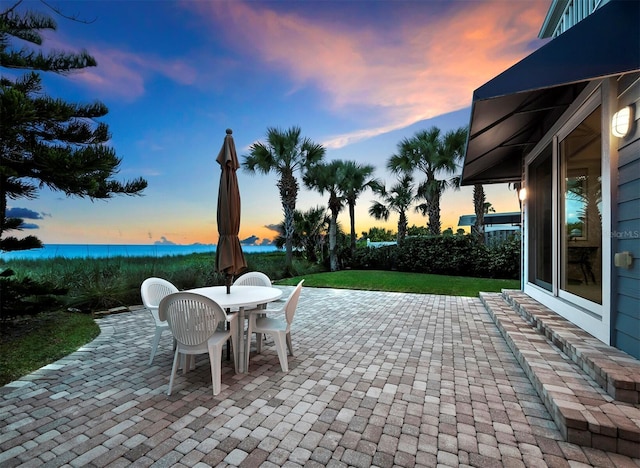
[237, 306, 246, 373]
[225, 308, 231, 361]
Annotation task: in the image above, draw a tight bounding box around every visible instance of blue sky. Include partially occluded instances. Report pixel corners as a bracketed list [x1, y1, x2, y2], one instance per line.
[7, 0, 549, 246]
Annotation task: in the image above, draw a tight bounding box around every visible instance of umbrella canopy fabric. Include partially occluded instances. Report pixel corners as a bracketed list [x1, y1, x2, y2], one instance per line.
[215, 129, 246, 285]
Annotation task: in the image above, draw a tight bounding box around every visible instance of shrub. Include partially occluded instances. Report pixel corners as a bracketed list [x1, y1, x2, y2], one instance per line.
[0, 271, 67, 320]
[351, 245, 396, 270]
[488, 234, 521, 279]
[350, 234, 520, 279]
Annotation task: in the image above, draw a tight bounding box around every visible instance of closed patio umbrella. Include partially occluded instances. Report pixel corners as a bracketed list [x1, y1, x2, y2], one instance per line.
[215, 128, 247, 293]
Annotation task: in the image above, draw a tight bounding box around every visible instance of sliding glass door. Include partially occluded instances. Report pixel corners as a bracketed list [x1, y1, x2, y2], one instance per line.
[526, 98, 604, 319]
[528, 145, 553, 291]
[559, 107, 602, 304]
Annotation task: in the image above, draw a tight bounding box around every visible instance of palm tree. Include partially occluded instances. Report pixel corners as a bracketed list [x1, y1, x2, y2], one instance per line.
[294, 206, 329, 263]
[338, 161, 378, 258]
[273, 207, 329, 262]
[303, 160, 345, 272]
[508, 181, 524, 212]
[484, 202, 496, 214]
[361, 226, 396, 242]
[368, 174, 416, 244]
[243, 126, 325, 272]
[388, 126, 467, 235]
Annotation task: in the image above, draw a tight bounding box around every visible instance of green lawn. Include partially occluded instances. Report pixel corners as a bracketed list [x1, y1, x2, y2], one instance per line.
[276, 269, 520, 297]
[0, 311, 100, 386]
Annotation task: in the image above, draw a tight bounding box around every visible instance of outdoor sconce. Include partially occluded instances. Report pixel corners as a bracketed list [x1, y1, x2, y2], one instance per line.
[518, 187, 527, 201]
[611, 105, 634, 138]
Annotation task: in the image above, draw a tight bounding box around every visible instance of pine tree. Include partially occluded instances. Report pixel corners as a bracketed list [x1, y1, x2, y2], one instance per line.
[0, 3, 148, 317]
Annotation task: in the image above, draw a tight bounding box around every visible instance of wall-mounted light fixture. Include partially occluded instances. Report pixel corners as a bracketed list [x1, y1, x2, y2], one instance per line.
[518, 187, 527, 201]
[611, 105, 633, 138]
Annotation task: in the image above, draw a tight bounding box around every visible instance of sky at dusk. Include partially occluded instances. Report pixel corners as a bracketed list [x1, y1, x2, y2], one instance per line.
[5, 0, 551, 246]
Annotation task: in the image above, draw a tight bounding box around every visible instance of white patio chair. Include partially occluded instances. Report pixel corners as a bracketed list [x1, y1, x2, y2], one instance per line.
[233, 271, 272, 287]
[233, 271, 275, 350]
[140, 277, 178, 365]
[158, 292, 238, 396]
[246, 280, 304, 372]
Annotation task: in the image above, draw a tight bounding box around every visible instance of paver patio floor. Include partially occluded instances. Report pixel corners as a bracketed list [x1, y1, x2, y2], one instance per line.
[1, 286, 639, 467]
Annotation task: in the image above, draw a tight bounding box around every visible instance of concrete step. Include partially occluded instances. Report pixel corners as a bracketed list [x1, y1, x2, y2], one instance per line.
[479, 291, 640, 458]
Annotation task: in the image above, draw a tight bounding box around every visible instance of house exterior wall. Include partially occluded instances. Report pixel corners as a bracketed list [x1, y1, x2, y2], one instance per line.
[612, 74, 640, 358]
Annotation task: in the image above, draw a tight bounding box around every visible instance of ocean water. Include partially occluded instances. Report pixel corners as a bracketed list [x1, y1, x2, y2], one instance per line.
[0, 244, 279, 261]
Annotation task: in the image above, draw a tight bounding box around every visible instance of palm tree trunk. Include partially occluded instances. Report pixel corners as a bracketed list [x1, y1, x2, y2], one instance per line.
[427, 193, 441, 235]
[329, 212, 339, 271]
[397, 210, 408, 243]
[349, 201, 356, 258]
[0, 178, 6, 238]
[473, 184, 485, 245]
[283, 202, 294, 271]
[279, 172, 298, 273]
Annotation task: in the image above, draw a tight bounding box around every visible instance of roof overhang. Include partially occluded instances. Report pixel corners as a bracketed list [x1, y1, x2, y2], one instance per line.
[461, 0, 640, 186]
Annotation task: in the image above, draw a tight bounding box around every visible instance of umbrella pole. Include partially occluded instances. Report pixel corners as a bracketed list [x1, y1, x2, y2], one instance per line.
[225, 273, 233, 294]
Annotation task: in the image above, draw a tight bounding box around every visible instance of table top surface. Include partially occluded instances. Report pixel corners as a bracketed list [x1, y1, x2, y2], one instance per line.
[186, 285, 283, 309]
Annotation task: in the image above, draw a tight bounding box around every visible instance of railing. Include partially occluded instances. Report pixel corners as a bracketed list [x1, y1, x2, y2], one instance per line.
[553, 0, 604, 37]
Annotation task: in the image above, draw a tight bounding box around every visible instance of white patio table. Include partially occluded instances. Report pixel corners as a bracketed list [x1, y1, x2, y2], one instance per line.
[185, 285, 283, 373]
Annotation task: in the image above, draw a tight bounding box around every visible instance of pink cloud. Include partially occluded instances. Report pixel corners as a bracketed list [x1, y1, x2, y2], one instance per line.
[191, 1, 547, 147]
[42, 33, 197, 100]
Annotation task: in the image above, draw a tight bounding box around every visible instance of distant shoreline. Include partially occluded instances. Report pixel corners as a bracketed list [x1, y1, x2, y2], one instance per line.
[0, 243, 279, 261]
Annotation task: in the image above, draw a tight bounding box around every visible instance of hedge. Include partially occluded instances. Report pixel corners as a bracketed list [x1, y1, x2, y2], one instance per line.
[351, 234, 520, 279]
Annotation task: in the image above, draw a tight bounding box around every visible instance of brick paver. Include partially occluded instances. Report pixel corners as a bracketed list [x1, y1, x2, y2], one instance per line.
[1, 287, 639, 467]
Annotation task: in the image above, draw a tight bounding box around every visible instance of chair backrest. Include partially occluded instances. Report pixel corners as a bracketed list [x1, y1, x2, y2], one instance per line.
[141, 277, 179, 310]
[284, 280, 304, 325]
[158, 292, 227, 346]
[233, 271, 272, 287]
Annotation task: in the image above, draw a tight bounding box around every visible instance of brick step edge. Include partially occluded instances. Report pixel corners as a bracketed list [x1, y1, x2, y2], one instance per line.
[501, 289, 640, 404]
[479, 292, 640, 458]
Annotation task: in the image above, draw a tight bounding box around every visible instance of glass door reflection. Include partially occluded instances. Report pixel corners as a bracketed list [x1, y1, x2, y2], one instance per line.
[559, 107, 602, 305]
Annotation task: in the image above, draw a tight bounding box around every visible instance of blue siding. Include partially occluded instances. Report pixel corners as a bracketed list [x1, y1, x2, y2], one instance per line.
[613, 82, 640, 359]
[617, 179, 640, 204]
[616, 332, 640, 358]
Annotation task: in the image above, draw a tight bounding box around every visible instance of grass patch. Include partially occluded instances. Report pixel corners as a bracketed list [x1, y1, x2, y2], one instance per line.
[275, 269, 520, 296]
[0, 311, 100, 386]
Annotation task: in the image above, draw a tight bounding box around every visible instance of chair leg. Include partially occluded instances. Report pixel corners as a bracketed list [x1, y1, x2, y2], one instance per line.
[183, 355, 196, 374]
[225, 309, 231, 361]
[167, 350, 180, 396]
[256, 332, 263, 354]
[228, 319, 239, 374]
[246, 317, 254, 372]
[271, 332, 289, 372]
[209, 346, 223, 396]
[230, 335, 238, 374]
[286, 332, 294, 357]
[149, 328, 163, 365]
